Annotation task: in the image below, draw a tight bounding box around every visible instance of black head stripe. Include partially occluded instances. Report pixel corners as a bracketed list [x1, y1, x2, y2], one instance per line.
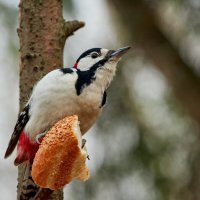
[75, 48, 113, 95]
[76, 48, 101, 63]
[75, 58, 108, 95]
[75, 69, 96, 95]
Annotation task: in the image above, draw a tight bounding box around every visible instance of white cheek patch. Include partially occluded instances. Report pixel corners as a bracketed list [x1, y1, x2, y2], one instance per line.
[77, 57, 96, 71]
[77, 54, 107, 71]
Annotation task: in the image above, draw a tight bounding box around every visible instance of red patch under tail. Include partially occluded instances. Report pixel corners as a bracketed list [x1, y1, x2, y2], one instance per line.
[14, 131, 39, 165]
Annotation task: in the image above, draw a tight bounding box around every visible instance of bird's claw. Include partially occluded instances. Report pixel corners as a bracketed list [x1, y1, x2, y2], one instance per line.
[81, 138, 86, 148]
[35, 131, 47, 144]
[81, 139, 90, 160]
[87, 155, 90, 160]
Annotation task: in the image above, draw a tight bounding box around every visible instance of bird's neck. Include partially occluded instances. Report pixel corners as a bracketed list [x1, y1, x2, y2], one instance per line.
[93, 64, 117, 91]
[75, 63, 117, 95]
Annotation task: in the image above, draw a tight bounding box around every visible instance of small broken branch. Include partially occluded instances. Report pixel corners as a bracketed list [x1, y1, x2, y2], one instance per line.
[64, 20, 85, 37]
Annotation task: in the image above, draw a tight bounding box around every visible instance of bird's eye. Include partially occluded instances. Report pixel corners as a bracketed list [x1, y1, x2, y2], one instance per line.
[91, 52, 99, 59]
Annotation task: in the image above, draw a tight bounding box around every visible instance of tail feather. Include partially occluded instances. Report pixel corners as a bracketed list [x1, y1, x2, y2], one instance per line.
[14, 154, 27, 166]
[17, 162, 39, 200]
[5, 104, 30, 159]
[4, 132, 21, 159]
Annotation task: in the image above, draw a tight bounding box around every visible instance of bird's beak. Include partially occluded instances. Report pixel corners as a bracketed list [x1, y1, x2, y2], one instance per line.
[110, 46, 131, 60]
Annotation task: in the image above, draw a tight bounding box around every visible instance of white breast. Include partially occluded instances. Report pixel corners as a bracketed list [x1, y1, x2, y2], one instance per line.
[25, 69, 103, 140]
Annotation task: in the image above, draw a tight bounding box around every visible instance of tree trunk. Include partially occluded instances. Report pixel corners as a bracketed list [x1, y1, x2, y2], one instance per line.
[17, 0, 84, 199]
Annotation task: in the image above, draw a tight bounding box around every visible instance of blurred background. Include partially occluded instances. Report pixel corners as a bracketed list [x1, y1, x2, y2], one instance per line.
[1, 0, 200, 199]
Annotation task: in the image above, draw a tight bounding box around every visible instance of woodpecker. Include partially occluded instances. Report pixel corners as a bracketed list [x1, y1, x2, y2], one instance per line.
[4, 46, 130, 165]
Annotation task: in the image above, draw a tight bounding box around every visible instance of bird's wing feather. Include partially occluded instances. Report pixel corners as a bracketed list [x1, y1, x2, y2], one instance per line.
[4, 104, 30, 158]
[5, 68, 74, 159]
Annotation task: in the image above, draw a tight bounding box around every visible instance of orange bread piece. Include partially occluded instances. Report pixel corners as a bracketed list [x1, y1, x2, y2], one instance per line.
[31, 115, 89, 190]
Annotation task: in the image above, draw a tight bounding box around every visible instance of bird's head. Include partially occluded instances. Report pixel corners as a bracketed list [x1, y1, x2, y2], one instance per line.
[73, 46, 131, 71]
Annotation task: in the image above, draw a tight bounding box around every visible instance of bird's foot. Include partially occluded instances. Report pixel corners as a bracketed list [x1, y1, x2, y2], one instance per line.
[81, 139, 90, 160]
[35, 131, 48, 144]
[87, 155, 90, 160]
[81, 138, 87, 148]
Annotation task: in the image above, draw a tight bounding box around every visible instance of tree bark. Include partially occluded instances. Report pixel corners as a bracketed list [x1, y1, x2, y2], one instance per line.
[17, 0, 84, 199]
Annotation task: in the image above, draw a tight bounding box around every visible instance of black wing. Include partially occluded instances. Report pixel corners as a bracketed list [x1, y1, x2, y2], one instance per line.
[4, 104, 30, 158]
